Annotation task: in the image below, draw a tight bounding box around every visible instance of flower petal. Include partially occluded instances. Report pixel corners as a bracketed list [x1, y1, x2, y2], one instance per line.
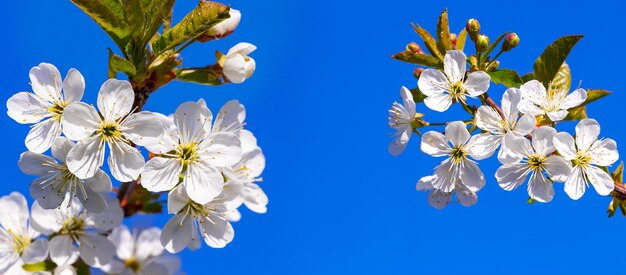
[184, 162, 224, 204]
[531, 126, 556, 155]
[502, 88, 522, 125]
[199, 132, 242, 167]
[199, 215, 234, 248]
[586, 165, 614, 196]
[97, 79, 134, 121]
[107, 141, 145, 182]
[443, 50, 466, 83]
[476, 106, 503, 134]
[520, 80, 547, 107]
[553, 132, 577, 160]
[527, 172, 554, 203]
[167, 187, 189, 214]
[78, 233, 116, 266]
[18, 151, 57, 176]
[62, 68, 85, 103]
[420, 131, 449, 157]
[51, 137, 74, 163]
[445, 121, 470, 147]
[29, 174, 67, 209]
[388, 127, 411, 156]
[517, 99, 544, 116]
[160, 213, 194, 253]
[82, 170, 112, 193]
[464, 71, 490, 97]
[29, 63, 63, 103]
[546, 110, 568, 122]
[30, 201, 64, 235]
[496, 163, 529, 191]
[514, 114, 536, 136]
[21, 238, 49, 264]
[26, 118, 61, 153]
[417, 69, 449, 96]
[61, 102, 100, 141]
[544, 155, 572, 183]
[49, 235, 78, 267]
[0, 192, 29, 232]
[460, 160, 485, 192]
[212, 100, 245, 135]
[502, 134, 533, 162]
[6, 92, 50, 124]
[174, 102, 213, 144]
[66, 136, 105, 179]
[560, 88, 587, 110]
[423, 93, 453, 112]
[108, 225, 134, 260]
[121, 111, 165, 146]
[575, 118, 600, 152]
[467, 133, 500, 160]
[432, 159, 457, 193]
[589, 138, 619, 167]
[142, 157, 182, 192]
[564, 167, 585, 200]
[400, 87, 416, 116]
[135, 227, 164, 261]
[427, 190, 451, 210]
[84, 196, 123, 232]
[242, 183, 268, 214]
[456, 185, 478, 207]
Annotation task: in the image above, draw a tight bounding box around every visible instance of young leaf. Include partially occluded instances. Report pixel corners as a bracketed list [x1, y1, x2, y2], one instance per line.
[488, 69, 523, 88]
[436, 9, 452, 53]
[456, 29, 467, 51]
[392, 51, 443, 69]
[409, 88, 428, 103]
[70, 0, 130, 50]
[533, 35, 583, 87]
[108, 49, 137, 76]
[176, 66, 225, 86]
[141, 0, 175, 45]
[551, 62, 571, 92]
[152, 1, 230, 55]
[22, 261, 56, 272]
[412, 24, 444, 60]
[563, 89, 611, 120]
[123, 0, 145, 40]
[521, 72, 535, 83]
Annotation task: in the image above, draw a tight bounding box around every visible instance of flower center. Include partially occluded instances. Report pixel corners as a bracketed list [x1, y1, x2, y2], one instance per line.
[178, 143, 199, 164]
[450, 146, 467, 163]
[98, 121, 122, 139]
[7, 229, 31, 254]
[450, 81, 467, 102]
[61, 217, 85, 237]
[124, 257, 141, 273]
[48, 100, 68, 121]
[574, 151, 592, 167]
[528, 154, 546, 171]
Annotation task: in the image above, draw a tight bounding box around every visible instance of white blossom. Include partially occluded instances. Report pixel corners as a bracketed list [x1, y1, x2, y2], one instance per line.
[61, 79, 164, 182]
[553, 119, 619, 199]
[518, 80, 587, 122]
[417, 50, 490, 112]
[496, 127, 572, 202]
[99, 225, 180, 275]
[420, 121, 495, 193]
[18, 137, 112, 213]
[7, 63, 84, 153]
[416, 175, 477, 209]
[160, 187, 235, 253]
[206, 9, 241, 39]
[142, 100, 242, 205]
[30, 196, 123, 267]
[0, 192, 49, 274]
[388, 86, 417, 156]
[475, 88, 536, 163]
[223, 43, 256, 84]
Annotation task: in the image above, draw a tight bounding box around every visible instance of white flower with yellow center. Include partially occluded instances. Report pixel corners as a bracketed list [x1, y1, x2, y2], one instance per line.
[30, 196, 123, 267]
[518, 80, 587, 122]
[0, 192, 49, 274]
[7, 63, 84, 153]
[476, 88, 536, 163]
[160, 187, 235, 253]
[553, 119, 619, 200]
[99, 225, 180, 275]
[416, 175, 477, 209]
[61, 79, 164, 182]
[496, 127, 572, 202]
[222, 43, 256, 84]
[142, 101, 242, 204]
[388, 86, 417, 156]
[420, 121, 495, 193]
[18, 137, 111, 213]
[417, 50, 491, 112]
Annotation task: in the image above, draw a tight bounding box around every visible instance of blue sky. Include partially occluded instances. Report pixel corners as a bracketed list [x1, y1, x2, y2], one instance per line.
[2, 0, 626, 274]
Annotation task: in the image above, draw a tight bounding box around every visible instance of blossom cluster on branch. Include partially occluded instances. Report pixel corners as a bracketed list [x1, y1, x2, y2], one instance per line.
[1, 1, 267, 274]
[389, 9, 624, 214]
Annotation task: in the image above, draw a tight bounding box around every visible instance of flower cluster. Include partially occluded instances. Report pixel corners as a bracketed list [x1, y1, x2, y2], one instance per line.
[390, 49, 619, 209]
[3, 61, 265, 272]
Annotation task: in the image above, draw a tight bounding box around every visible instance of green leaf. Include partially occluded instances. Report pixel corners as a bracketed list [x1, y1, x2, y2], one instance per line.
[436, 9, 452, 53]
[564, 89, 611, 121]
[70, 0, 130, 50]
[551, 62, 571, 92]
[22, 261, 56, 272]
[409, 88, 428, 103]
[176, 66, 225, 86]
[141, 0, 175, 45]
[412, 24, 443, 60]
[612, 162, 624, 183]
[108, 49, 137, 76]
[608, 199, 617, 217]
[521, 72, 535, 83]
[528, 197, 537, 204]
[152, 1, 230, 55]
[123, 0, 145, 40]
[533, 35, 583, 87]
[481, 32, 509, 59]
[391, 51, 443, 69]
[488, 69, 524, 88]
[456, 29, 467, 51]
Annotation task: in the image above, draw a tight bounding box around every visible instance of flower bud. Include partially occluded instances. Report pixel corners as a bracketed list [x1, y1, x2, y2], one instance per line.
[406, 42, 424, 54]
[413, 68, 425, 79]
[502, 33, 520, 52]
[197, 9, 241, 42]
[476, 34, 489, 52]
[449, 33, 458, 49]
[466, 18, 480, 39]
[222, 42, 257, 84]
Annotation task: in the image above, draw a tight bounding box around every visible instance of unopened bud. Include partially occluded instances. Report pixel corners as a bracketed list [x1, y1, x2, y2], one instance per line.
[197, 9, 241, 42]
[466, 18, 480, 39]
[449, 33, 458, 49]
[413, 68, 425, 79]
[476, 34, 489, 52]
[406, 42, 424, 54]
[502, 33, 520, 51]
